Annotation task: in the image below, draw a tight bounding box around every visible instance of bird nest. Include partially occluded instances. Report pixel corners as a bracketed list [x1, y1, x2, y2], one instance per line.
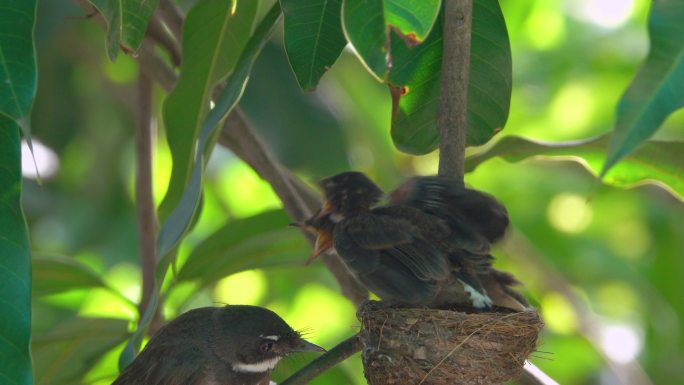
[357, 301, 543, 385]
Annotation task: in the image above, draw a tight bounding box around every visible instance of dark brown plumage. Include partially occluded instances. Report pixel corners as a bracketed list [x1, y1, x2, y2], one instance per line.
[113, 305, 324, 385]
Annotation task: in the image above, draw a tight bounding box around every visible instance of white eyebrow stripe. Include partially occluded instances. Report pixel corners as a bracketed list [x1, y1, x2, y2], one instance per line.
[260, 335, 280, 341]
[232, 357, 281, 373]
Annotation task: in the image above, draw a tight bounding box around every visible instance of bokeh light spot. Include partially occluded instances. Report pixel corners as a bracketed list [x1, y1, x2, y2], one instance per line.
[101, 54, 139, 84]
[574, 0, 635, 29]
[524, 2, 566, 49]
[597, 281, 639, 318]
[21, 139, 59, 179]
[541, 292, 578, 334]
[547, 193, 593, 233]
[218, 160, 281, 217]
[607, 219, 651, 260]
[549, 83, 595, 135]
[214, 269, 267, 305]
[600, 324, 642, 363]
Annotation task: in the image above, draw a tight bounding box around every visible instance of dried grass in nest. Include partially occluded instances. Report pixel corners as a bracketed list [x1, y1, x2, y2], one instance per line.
[357, 301, 543, 385]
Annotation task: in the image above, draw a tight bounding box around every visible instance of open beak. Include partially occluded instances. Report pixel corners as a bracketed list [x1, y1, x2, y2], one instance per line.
[293, 339, 326, 353]
[315, 201, 333, 220]
[306, 231, 332, 265]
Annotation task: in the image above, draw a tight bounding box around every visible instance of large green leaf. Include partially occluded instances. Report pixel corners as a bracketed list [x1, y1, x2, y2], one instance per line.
[385, 0, 441, 43]
[0, 0, 35, 379]
[88, 0, 161, 60]
[0, 117, 32, 385]
[0, 0, 37, 143]
[342, 0, 388, 80]
[466, 135, 684, 200]
[159, 0, 257, 223]
[601, 0, 684, 177]
[32, 255, 105, 297]
[390, 0, 511, 154]
[178, 210, 309, 284]
[33, 318, 129, 385]
[121, 3, 283, 369]
[281, 0, 347, 91]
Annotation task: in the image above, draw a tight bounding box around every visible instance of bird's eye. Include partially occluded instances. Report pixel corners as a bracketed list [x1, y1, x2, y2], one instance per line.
[260, 342, 273, 353]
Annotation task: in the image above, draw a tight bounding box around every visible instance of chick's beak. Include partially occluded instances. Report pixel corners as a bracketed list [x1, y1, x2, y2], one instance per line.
[306, 230, 332, 265]
[293, 339, 326, 353]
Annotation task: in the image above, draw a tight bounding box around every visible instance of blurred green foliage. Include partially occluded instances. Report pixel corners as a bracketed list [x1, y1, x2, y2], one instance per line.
[18, 0, 684, 384]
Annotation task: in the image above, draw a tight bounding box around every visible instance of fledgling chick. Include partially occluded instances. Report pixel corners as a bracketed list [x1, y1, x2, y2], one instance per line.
[303, 172, 496, 309]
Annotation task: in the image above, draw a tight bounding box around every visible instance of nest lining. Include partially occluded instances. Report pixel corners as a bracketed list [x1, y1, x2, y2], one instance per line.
[357, 301, 543, 385]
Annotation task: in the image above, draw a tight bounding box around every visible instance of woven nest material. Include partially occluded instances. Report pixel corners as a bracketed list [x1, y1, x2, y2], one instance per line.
[357, 301, 544, 385]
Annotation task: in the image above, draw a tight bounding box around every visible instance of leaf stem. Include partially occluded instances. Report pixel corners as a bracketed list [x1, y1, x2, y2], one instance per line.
[280, 334, 363, 385]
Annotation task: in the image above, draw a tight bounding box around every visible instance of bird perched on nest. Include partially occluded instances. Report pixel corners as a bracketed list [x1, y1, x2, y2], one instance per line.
[302, 171, 528, 311]
[113, 305, 324, 385]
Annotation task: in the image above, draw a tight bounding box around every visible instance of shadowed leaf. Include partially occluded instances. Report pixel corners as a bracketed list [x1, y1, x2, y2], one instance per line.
[88, 0, 161, 60]
[385, 0, 441, 43]
[342, 0, 388, 80]
[281, 0, 347, 90]
[32, 255, 105, 296]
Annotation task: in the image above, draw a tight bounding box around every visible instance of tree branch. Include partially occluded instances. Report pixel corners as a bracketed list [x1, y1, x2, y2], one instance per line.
[280, 334, 363, 385]
[158, 0, 184, 41]
[437, 0, 472, 179]
[135, 73, 163, 332]
[218, 112, 369, 306]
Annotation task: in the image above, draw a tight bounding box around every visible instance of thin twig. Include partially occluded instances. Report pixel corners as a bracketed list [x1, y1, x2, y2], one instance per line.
[135, 73, 162, 332]
[280, 334, 363, 385]
[146, 14, 181, 67]
[504, 229, 654, 385]
[437, 0, 473, 179]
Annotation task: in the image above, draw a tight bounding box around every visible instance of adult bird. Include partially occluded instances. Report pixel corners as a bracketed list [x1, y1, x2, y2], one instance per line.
[113, 305, 325, 385]
[303, 172, 495, 309]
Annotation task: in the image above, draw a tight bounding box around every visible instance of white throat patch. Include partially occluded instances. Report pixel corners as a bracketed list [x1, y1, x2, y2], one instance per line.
[232, 357, 282, 373]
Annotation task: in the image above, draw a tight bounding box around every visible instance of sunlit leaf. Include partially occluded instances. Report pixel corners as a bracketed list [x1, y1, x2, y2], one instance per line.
[466, 135, 684, 200]
[33, 318, 129, 385]
[390, 0, 511, 154]
[32, 255, 105, 297]
[121, 3, 283, 369]
[601, 0, 684, 177]
[88, 0, 160, 60]
[159, 0, 257, 223]
[179, 210, 309, 284]
[0, 0, 37, 149]
[342, 0, 388, 80]
[281, 0, 347, 91]
[385, 0, 441, 43]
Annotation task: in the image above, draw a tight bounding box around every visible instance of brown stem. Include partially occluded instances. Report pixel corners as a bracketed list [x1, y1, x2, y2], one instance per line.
[135, 73, 163, 332]
[158, 0, 184, 41]
[146, 14, 181, 67]
[504, 229, 654, 385]
[280, 334, 363, 385]
[437, 0, 472, 179]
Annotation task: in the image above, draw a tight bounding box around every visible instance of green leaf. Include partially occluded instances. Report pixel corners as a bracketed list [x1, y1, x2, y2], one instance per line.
[342, 0, 389, 80]
[390, 0, 511, 154]
[159, 0, 257, 223]
[601, 0, 684, 177]
[466, 135, 684, 200]
[120, 3, 283, 370]
[385, 0, 441, 43]
[0, 0, 37, 143]
[33, 318, 129, 385]
[0, 117, 32, 385]
[88, 0, 161, 60]
[32, 255, 105, 297]
[281, 0, 347, 91]
[178, 210, 309, 284]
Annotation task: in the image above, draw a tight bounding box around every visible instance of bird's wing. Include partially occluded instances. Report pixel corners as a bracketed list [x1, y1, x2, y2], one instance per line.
[337, 214, 450, 281]
[389, 176, 509, 243]
[112, 342, 208, 385]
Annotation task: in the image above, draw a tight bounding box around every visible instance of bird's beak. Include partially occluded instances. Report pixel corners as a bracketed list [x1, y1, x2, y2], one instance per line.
[315, 201, 333, 219]
[293, 339, 326, 353]
[306, 231, 332, 265]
